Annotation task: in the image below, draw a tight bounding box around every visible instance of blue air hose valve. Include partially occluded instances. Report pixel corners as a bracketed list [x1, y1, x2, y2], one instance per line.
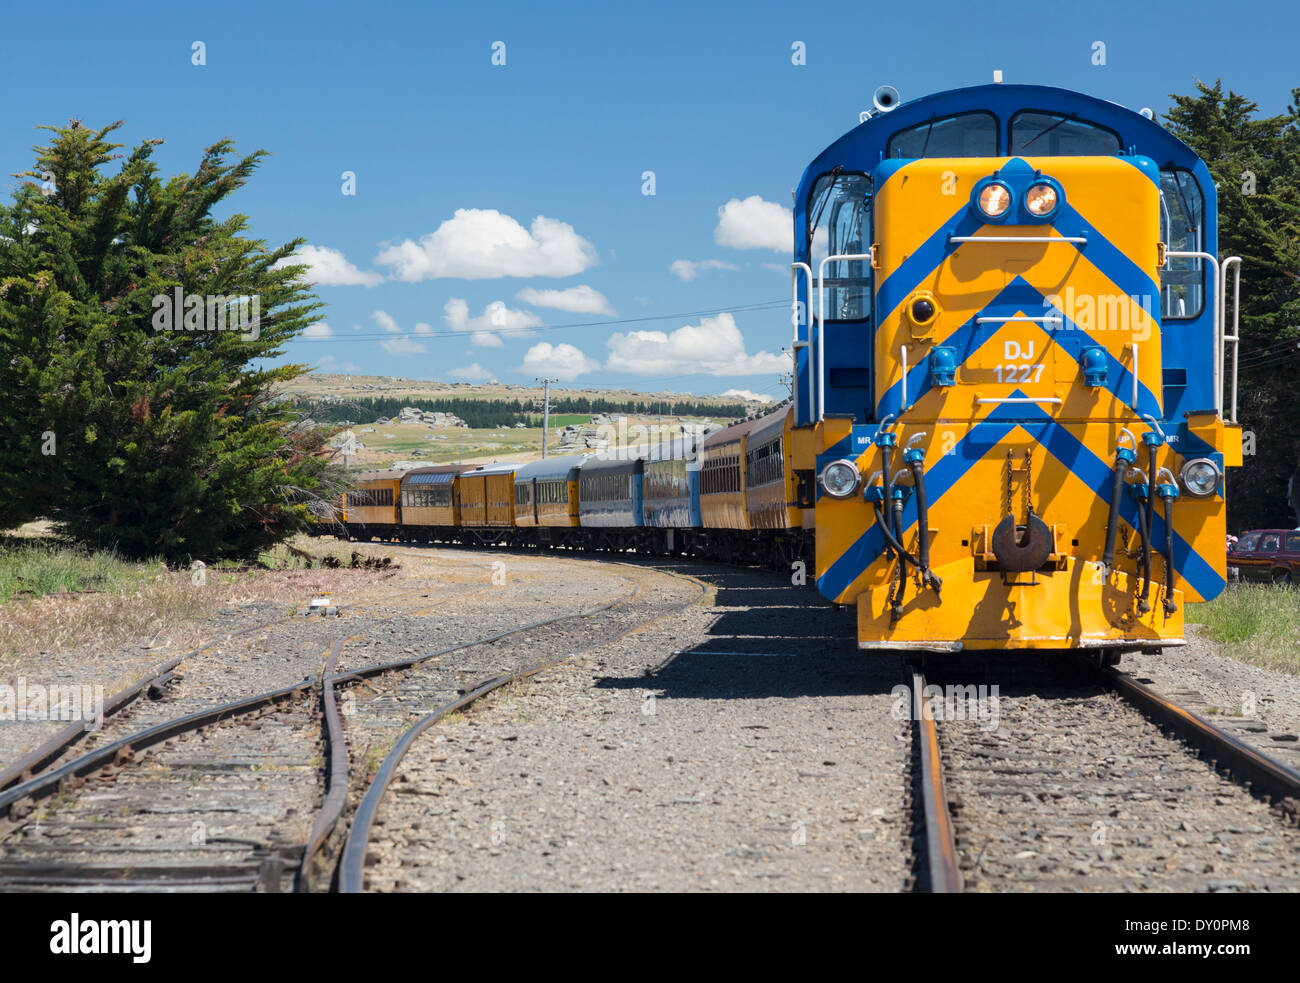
[1082, 347, 1108, 387]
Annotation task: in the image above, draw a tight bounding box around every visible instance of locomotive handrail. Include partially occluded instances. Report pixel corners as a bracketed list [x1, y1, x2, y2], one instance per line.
[900, 345, 909, 411]
[975, 314, 1064, 328]
[1131, 342, 1140, 409]
[791, 262, 814, 424]
[949, 234, 1088, 245]
[975, 397, 1063, 405]
[1165, 250, 1223, 418]
[817, 252, 874, 420]
[1221, 256, 1242, 424]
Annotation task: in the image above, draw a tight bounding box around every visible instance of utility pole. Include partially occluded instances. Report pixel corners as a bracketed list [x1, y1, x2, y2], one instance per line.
[536, 377, 557, 459]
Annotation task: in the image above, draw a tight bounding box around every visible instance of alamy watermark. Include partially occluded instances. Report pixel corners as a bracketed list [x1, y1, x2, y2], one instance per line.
[151, 288, 260, 341]
[0, 677, 104, 732]
[591, 419, 711, 462]
[891, 682, 1001, 732]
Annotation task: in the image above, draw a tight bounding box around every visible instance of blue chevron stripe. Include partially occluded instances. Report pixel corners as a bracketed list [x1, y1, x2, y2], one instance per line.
[876, 276, 1162, 418]
[816, 398, 1222, 603]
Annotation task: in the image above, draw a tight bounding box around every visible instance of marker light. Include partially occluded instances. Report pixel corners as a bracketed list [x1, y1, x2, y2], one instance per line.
[820, 459, 862, 499]
[1179, 458, 1221, 498]
[1025, 182, 1059, 217]
[978, 183, 1012, 218]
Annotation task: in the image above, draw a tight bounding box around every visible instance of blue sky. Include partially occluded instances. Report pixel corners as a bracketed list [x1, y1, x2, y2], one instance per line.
[3, 0, 1295, 401]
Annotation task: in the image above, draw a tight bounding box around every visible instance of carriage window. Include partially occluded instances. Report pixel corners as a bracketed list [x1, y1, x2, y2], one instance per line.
[808, 172, 872, 322]
[1009, 112, 1121, 156]
[1159, 169, 1204, 319]
[886, 112, 999, 159]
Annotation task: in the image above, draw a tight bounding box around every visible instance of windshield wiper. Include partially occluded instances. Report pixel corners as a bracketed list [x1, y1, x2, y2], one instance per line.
[1019, 114, 1072, 151]
[808, 165, 844, 248]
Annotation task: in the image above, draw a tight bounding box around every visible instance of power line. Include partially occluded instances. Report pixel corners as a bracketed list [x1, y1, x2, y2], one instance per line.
[290, 299, 790, 343]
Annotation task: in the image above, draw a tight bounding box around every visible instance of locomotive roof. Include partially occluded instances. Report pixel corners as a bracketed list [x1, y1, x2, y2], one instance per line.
[795, 82, 1214, 263]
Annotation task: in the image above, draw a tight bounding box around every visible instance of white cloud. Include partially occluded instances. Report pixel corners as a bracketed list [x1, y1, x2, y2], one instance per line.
[449, 362, 493, 381]
[380, 336, 427, 356]
[605, 312, 789, 377]
[315, 354, 360, 372]
[669, 258, 739, 282]
[302, 321, 334, 339]
[515, 285, 614, 316]
[520, 342, 600, 382]
[371, 310, 401, 333]
[721, 388, 775, 403]
[273, 245, 383, 287]
[714, 195, 793, 252]
[413, 322, 434, 336]
[375, 208, 598, 281]
[443, 298, 542, 348]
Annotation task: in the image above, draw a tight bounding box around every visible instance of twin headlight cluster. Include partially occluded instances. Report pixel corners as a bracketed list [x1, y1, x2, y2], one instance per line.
[973, 175, 1061, 222]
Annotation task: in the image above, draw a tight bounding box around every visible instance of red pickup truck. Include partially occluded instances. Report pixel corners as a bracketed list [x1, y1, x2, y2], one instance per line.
[1227, 529, 1300, 585]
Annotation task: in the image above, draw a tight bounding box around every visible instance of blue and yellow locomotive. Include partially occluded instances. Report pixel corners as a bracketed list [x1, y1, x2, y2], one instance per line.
[792, 83, 1242, 654]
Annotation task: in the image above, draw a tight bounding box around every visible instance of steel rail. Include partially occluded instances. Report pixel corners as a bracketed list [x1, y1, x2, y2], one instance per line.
[337, 568, 710, 893]
[0, 674, 322, 820]
[0, 615, 303, 792]
[0, 564, 526, 792]
[911, 667, 963, 893]
[298, 639, 351, 892]
[1101, 666, 1300, 803]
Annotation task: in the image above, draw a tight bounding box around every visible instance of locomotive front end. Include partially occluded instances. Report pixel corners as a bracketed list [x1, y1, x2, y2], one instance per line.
[796, 96, 1239, 655]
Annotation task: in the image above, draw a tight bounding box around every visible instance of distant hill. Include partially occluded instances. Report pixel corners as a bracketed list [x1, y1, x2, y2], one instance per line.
[278, 373, 770, 410]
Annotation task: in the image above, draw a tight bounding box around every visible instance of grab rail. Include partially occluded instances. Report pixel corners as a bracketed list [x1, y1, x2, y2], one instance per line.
[949, 234, 1087, 245]
[1220, 256, 1242, 423]
[790, 262, 813, 424]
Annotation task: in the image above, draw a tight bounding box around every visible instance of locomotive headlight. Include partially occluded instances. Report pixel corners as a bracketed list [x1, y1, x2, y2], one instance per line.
[1025, 182, 1059, 217]
[977, 182, 1012, 218]
[1179, 457, 1221, 498]
[820, 459, 861, 499]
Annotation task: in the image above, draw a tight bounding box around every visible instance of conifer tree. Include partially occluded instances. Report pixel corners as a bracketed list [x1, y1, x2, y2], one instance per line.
[0, 121, 334, 561]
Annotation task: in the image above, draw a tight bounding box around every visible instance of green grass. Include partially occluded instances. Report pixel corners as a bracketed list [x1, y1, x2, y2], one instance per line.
[534, 413, 591, 427]
[0, 542, 163, 603]
[1187, 584, 1300, 674]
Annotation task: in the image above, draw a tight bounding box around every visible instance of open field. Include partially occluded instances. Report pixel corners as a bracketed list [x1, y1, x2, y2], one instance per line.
[339, 413, 734, 469]
[0, 533, 388, 660]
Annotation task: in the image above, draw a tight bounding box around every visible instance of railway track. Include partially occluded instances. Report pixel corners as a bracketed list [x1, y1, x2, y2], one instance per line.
[0, 550, 687, 892]
[336, 561, 709, 893]
[0, 642, 344, 892]
[0, 553, 542, 798]
[910, 656, 1300, 893]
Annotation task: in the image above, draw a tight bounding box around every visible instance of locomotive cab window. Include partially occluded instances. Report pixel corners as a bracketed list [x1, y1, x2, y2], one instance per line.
[885, 111, 999, 159]
[808, 172, 872, 322]
[1159, 169, 1205, 319]
[1009, 111, 1121, 156]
